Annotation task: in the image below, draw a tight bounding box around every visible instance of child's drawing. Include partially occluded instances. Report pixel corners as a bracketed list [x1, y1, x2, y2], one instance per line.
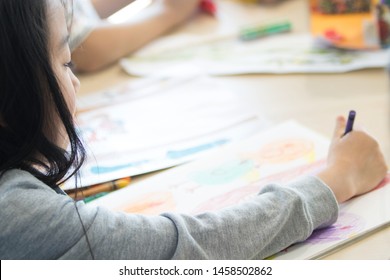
[190, 160, 255, 186]
[78, 113, 126, 143]
[306, 212, 365, 244]
[191, 160, 326, 214]
[120, 34, 388, 77]
[122, 191, 176, 215]
[64, 78, 269, 189]
[251, 138, 314, 164]
[95, 122, 329, 215]
[90, 121, 390, 259]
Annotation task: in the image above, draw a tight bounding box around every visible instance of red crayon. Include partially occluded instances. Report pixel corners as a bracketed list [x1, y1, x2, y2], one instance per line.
[200, 0, 217, 16]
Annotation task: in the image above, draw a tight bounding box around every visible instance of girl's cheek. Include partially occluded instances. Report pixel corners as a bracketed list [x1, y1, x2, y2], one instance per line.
[61, 72, 77, 116]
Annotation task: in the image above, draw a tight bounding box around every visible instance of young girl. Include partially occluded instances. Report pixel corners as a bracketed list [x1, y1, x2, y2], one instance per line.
[0, 0, 387, 259]
[70, 0, 204, 72]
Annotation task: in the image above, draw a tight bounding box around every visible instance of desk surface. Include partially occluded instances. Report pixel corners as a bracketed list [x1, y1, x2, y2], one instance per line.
[77, 0, 390, 260]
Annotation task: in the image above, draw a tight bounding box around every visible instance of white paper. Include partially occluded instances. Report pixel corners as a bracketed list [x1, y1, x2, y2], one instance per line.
[120, 34, 390, 77]
[64, 78, 269, 189]
[90, 121, 390, 259]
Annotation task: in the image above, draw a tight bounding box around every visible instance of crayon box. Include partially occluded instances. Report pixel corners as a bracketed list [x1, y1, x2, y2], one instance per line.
[310, 0, 390, 49]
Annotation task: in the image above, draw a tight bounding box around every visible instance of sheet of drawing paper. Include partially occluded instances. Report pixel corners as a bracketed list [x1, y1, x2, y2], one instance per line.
[76, 77, 191, 113]
[64, 78, 269, 189]
[271, 174, 390, 259]
[90, 121, 330, 215]
[90, 121, 390, 259]
[120, 34, 389, 77]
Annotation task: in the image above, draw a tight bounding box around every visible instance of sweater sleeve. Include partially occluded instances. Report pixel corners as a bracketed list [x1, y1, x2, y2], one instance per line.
[0, 171, 338, 259]
[161, 175, 338, 259]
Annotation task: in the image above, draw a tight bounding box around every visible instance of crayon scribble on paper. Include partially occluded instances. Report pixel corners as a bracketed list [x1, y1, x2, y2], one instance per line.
[306, 212, 365, 244]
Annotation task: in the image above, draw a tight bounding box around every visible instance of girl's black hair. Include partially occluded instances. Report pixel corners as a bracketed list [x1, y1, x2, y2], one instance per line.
[0, 0, 94, 259]
[0, 0, 85, 187]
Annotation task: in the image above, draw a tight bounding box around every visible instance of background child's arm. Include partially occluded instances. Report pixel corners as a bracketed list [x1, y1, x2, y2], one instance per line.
[72, 0, 202, 72]
[91, 0, 138, 19]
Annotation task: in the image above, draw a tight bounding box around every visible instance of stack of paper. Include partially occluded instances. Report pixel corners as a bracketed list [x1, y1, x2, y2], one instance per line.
[64, 77, 269, 189]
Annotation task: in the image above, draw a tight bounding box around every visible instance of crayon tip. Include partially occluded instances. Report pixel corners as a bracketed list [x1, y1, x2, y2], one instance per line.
[115, 177, 131, 189]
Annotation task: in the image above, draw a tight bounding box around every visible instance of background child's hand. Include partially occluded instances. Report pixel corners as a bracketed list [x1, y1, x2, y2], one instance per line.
[159, 0, 202, 23]
[317, 116, 388, 203]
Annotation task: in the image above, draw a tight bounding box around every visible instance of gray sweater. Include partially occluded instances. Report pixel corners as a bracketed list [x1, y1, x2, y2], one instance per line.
[0, 169, 338, 259]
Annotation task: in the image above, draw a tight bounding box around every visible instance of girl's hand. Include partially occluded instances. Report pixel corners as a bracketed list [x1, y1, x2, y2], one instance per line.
[317, 116, 387, 203]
